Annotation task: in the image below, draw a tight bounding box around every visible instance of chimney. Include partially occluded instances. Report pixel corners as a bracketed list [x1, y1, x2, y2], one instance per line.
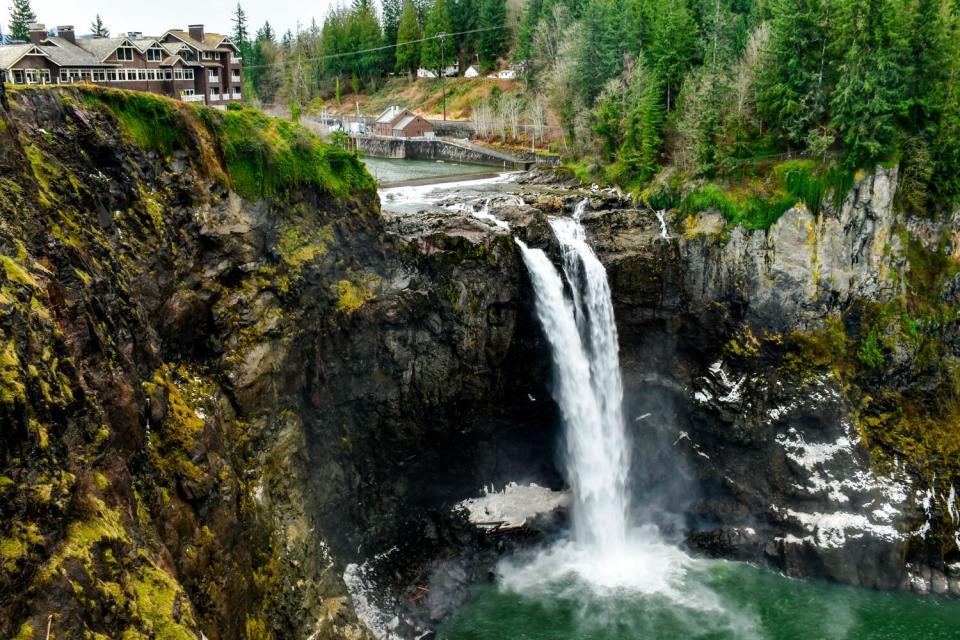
[188, 24, 204, 42]
[57, 25, 75, 44]
[28, 23, 46, 45]
[127, 31, 142, 39]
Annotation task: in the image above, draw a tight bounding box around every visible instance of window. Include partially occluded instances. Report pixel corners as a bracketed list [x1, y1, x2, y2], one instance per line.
[92, 70, 106, 82]
[69, 69, 81, 80]
[24, 69, 38, 84]
[174, 69, 183, 80]
[116, 47, 134, 61]
[147, 47, 164, 61]
[232, 70, 240, 81]
[60, 69, 69, 82]
[164, 70, 172, 80]
[202, 51, 214, 60]
[137, 69, 146, 81]
[147, 70, 156, 81]
[184, 69, 194, 80]
[182, 89, 194, 96]
[12, 70, 24, 84]
[107, 70, 117, 81]
[208, 69, 218, 82]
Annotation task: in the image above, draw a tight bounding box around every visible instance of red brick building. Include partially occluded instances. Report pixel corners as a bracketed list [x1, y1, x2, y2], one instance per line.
[0, 23, 243, 108]
[373, 106, 434, 138]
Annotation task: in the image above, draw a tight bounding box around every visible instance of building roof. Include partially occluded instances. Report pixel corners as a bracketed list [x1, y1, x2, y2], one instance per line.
[134, 38, 164, 51]
[0, 44, 39, 69]
[75, 37, 141, 62]
[376, 105, 404, 124]
[42, 37, 113, 66]
[393, 115, 418, 130]
[164, 30, 236, 53]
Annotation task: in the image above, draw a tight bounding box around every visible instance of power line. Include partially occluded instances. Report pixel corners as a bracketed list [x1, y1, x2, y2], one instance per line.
[242, 25, 507, 72]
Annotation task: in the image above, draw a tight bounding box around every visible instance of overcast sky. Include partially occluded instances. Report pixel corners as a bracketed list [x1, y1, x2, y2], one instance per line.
[8, 0, 339, 40]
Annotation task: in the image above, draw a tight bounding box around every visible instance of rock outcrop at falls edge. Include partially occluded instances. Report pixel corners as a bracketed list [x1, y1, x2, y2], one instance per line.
[0, 87, 553, 639]
[568, 166, 960, 597]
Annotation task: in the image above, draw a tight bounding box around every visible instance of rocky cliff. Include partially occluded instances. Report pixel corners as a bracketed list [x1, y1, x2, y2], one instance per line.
[564, 166, 960, 595]
[0, 87, 553, 639]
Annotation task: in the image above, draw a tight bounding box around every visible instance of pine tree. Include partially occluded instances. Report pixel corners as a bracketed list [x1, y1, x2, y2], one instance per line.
[396, 0, 422, 77]
[232, 4, 249, 46]
[574, 0, 628, 104]
[619, 56, 665, 182]
[382, 0, 403, 70]
[755, 0, 831, 146]
[648, 0, 699, 111]
[477, 0, 507, 68]
[421, 0, 453, 75]
[830, 0, 911, 167]
[90, 14, 109, 38]
[8, 0, 36, 41]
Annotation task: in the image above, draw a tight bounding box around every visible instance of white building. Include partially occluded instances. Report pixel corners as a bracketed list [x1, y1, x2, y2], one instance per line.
[416, 68, 437, 78]
[464, 65, 480, 78]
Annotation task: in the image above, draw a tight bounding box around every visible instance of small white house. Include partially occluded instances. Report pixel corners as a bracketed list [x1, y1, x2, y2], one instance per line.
[497, 69, 516, 80]
[416, 68, 437, 78]
[464, 65, 480, 78]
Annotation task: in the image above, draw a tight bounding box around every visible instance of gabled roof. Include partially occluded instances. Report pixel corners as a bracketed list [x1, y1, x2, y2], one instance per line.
[159, 54, 201, 68]
[393, 115, 418, 130]
[76, 36, 143, 62]
[41, 37, 113, 66]
[163, 30, 234, 52]
[134, 38, 165, 51]
[376, 105, 405, 125]
[0, 44, 49, 69]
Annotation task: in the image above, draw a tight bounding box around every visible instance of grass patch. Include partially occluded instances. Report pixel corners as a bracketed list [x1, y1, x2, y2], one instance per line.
[679, 160, 856, 230]
[83, 89, 185, 155]
[196, 106, 375, 201]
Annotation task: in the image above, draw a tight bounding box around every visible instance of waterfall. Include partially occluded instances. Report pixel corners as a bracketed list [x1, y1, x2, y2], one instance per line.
[514, 198, 629, 554]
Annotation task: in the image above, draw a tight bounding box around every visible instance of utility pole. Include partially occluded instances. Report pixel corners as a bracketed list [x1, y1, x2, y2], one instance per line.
[439, 32, 447, 121]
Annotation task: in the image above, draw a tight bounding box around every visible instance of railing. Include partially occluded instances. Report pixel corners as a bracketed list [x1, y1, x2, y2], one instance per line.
[231, 73, 241, 81]
[180, 94, 205, 103]
[232, 91, 242, 100]
[208, 75, 219, 84]
[231, 56, 242, 64]
[209, 93, 221, 102]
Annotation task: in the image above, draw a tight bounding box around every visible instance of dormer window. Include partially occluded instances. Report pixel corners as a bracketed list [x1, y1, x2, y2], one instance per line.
[116, 47, 134, 61]
[147, 47, 164, 61]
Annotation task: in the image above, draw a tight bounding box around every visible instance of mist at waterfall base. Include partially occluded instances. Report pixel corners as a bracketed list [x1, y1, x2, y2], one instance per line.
[438, 201, 960, 639]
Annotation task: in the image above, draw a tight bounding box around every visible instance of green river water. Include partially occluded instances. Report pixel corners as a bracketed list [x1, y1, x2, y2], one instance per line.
[440, 559, 960, 639]
[361, 157, 493, 184]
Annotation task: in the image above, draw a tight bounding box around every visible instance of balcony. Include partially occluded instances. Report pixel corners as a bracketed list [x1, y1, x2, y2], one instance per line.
[230, 56, 242, 64]
[232, 91, 242, 100]
[180, 94, 205, 104]
[231, 73, 241, 82]
[208, 75, 219, 84]
[209, 92, 221, 102]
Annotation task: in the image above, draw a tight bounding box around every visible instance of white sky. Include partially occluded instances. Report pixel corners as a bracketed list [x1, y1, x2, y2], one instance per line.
[8, 0, 341, 40]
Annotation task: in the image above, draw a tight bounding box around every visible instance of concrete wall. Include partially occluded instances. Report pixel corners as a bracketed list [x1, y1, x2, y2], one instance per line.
[354, 136, 531, 169]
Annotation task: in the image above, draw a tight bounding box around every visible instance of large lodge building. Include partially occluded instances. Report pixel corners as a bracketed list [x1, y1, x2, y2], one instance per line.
[0, 23, 243, 107]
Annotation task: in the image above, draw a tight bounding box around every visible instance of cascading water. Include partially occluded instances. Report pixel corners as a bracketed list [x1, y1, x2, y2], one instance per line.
[507, 200, 699, 596]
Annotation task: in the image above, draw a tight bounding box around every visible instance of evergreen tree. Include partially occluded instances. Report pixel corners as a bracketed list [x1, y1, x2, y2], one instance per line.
[421, 0, 453, 75]
[755, 0, 831, 146]
[90, 13, 109, 38]
[477, 0, 507, 67]
[648, 0, 699, 111]
[830, 0, 911, 167]
[514, 0, 544, 61]
[232, 4, 249, 46]
[929, 3, 960, 200]
[382, 0, 403, 70]
[8, 0, 36, 41]
[618, 56, 665, 181]
[396, 0, 422, 77]
[574, 0, 627, 104]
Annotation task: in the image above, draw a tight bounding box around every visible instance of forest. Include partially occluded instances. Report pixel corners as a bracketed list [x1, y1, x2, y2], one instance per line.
[235, 0, 960, 214]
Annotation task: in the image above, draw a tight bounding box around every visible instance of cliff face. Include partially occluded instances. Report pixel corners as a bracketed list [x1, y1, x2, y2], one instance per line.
[0, 87, 551, 639]
[579, 166, 960, 595]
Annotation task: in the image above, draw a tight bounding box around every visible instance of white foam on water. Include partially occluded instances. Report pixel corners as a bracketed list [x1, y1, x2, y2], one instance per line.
[379, 173, 518, 207]
[507, 199, 747, 626]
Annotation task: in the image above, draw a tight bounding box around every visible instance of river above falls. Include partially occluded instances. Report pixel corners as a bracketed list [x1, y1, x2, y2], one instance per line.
[361, 157, 498, 186]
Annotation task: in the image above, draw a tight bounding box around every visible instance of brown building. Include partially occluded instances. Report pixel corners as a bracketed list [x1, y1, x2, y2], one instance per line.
[0, 23, 243, 108]
[373, 106, 434, 138]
